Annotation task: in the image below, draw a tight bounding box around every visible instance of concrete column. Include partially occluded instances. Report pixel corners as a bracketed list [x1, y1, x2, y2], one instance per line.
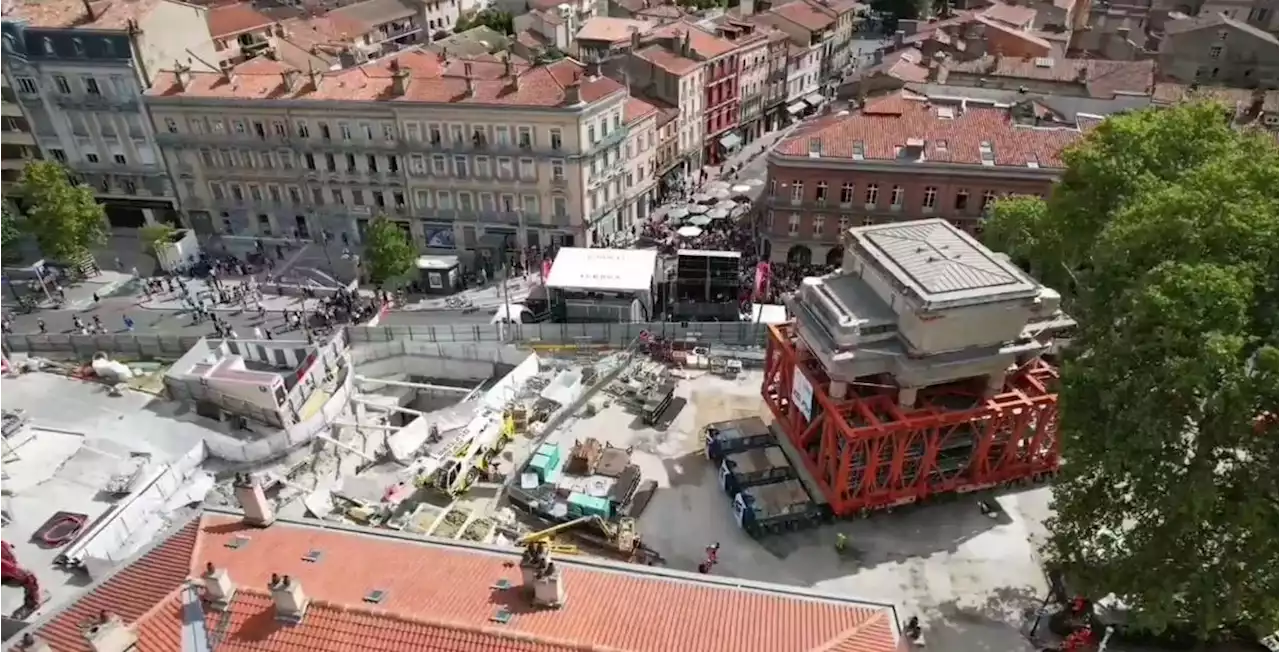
[898, 386, 918, 409]
[830, 380, 848, 400]
[985, 373, 1005, 397]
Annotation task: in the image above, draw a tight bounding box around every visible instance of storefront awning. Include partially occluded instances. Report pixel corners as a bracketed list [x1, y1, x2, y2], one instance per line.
[786, 101, 806, 115]
[804, 93, 825, 107]
[719, 133, 742, 150]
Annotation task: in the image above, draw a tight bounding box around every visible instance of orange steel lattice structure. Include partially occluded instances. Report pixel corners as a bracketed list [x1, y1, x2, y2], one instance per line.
[762, 322, 1062, 518]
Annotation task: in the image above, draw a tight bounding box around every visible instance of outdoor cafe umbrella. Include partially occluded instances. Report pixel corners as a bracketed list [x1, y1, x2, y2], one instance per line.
[677, 225, 704, 238]
[705, 208, 730, 220]
[690, 193, 714, 204]
[667, 206, 690, 221]
[689, 215, 713, 226]
[715, 199, 738, 211]
[743, 178, 765, 187]
[731, 184, 752, 194]
[709, 187, 731, 201]
[686, 203, 709, 214]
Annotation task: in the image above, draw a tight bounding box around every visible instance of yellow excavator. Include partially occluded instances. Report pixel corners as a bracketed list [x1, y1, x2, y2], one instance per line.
[517, 515, 663, 564]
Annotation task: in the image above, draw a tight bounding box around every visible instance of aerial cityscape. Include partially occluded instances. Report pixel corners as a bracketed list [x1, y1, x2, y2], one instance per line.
[0, 0, 1275, 649]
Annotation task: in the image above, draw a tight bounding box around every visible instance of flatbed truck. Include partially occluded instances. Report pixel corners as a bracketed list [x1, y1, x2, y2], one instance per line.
[719, 446, 794, 494]
[731, 479, 828, 538]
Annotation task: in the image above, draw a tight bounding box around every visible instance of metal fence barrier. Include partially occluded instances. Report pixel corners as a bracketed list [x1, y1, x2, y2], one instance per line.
[2, 321, 769, 361]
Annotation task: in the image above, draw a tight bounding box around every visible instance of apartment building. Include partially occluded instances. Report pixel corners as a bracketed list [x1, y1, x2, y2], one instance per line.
[762, 27, 790, 130]
[146, 53, 626, 259]
[754, 0, 859, 93]
[627, 29, 707, 181]
[707, 16, 772, 145]
[762, 90, 1091, 265]
[646, 23, 739, 164]
[208, 3, 279, 69]
[1, 75, 40, 192]
[616, 97, 659, 238]
[1157, 13, 1279, 88]
[0, 0, 217, 227]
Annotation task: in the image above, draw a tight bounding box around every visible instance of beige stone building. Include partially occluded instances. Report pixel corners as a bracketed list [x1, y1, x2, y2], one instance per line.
[145, 52, 628, 258]
[1157, 12, 1278, 88]
[615, 97, 659, 240]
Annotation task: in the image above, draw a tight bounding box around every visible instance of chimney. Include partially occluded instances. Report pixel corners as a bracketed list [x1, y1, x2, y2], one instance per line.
[390, 60, 410, 97]
[892, 30, 904, 48]
[740, 0, 754, 16]
[307, 64, 324, 91]
[281, 68, 300, 93]
[268, 573, 310, 622]
[463, 61, 475, 97]
[202, 562, 236, 609]
[15, 634, 53, 652]
[1075, 64, 1088, 83]
[233, 473, 275, 527]
[630, 25, 641, 50]
[681, 31, 692, 57]
[83, 612, 137, 652]
[563, 82, 583, 106]
[172, 61, 192, 91]
[519, 542, 565, 608]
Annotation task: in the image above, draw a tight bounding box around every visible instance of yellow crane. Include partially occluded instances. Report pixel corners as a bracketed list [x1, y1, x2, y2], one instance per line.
[516, 515, 642, 558]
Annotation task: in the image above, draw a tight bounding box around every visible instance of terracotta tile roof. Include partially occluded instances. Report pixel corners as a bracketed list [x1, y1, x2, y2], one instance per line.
[973, 15, 1054, 55]
[32, 519, 202, 652]
[329, 0, 420, 32]
[207, 2, 275, 39]
[576, 17, 653, 43]
[769, 0, 837, 31]
[146, 51, 625, 107]
[625, 96, 659, 123]
[635, 4, 686, 20]
[26, 513, 903, 652]
[777, 90, 1084, 168]
[1152, 82, 1279, 112]
[634, 43, 702, 75]
[652, 21, 739, 58]
[981, 1, 1037, 27]
[2, 0, 163, 29]
[948, 55, 1154, 98]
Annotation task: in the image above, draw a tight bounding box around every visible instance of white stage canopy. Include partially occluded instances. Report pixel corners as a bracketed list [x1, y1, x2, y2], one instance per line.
[545, 247, 659, 292]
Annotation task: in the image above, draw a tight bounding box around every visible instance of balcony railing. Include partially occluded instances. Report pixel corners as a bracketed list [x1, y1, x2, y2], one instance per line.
[52, 94, 139, 112]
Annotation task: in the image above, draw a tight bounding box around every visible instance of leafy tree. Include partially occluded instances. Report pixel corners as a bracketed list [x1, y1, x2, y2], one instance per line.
[362, 216, 416, 287]
[16, 161, 107, 262]
[454, 9, 514, 35]
[985, 102, 1278, 640]
[0, 202, 21, 265]
[139, 222, 177, 268]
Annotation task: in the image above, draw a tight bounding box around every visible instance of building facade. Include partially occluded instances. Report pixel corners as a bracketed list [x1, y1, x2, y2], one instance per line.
[616, 97, 659, 239]
[1157, 13, 1279, 88]
[1, 74, 39, 192]
[627, 36, 707, 189]
[147, 55, 625, 261]
[762, 91, 1084, 266]
[0, 5, 207, 228]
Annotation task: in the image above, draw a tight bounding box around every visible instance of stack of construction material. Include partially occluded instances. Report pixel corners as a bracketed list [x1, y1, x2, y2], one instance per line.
[528, 443, 564, 484]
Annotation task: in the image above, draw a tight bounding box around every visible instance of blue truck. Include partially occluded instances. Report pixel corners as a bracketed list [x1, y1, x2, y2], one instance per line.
[719, 446, 795, 495]
[731, 479, 829, 538]
[703, 417, 775, 463]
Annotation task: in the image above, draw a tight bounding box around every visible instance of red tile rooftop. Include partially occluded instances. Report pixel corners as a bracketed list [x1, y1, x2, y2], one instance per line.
[776, 90, 1085, 168]
[207, 2, 275, 39]
[948, 55, 1155, 98]
[980, 1, 1037, 27]
[22, 511, 903, 652]
[770, 0, 838, 32]
[3, 0, 163, 29]
[652, 21, 739, 58]
[625, 96, 659, 123]
[146, 51, 625, 107]
[634, 43, 702, 75]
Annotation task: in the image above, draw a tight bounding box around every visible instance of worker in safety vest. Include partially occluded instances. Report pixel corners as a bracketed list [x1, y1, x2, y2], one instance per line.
[835, 532, 849, 553]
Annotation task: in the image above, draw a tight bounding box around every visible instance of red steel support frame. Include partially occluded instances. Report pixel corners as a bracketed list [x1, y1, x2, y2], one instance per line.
[762, 322, 1061, 517]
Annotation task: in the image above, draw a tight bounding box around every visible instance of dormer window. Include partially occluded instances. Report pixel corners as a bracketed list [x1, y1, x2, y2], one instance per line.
[42, 37, 55, 55]
[72, 38, 85, 56]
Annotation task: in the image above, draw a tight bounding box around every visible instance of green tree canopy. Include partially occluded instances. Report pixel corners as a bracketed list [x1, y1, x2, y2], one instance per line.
[1, 201, 23, 264]
[16, 161, 107, 262]
[984, 102, 1279, 640]
[362, 216, 416, 287]
[139, 222, 177, 266]
[454, 9, 514, 35]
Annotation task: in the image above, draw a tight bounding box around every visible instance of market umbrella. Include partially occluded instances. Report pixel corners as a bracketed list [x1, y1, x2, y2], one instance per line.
[677, 225, 703, 238]
[715, 199, 738, 211]
[743, 178, 765, 187]
[705, 180, 731, 191]
[690, 193, 714, 204]
[689, 215, 713, 226]
[705, 208, 730, 220]
[709, 188, 731, 201]
[666, 206, 689, 221]
[687, 203, 709, 214]
[731, 184, 752, 194]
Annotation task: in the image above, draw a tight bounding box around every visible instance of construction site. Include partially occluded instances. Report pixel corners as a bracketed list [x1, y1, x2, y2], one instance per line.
[1, 219, 1086, 651]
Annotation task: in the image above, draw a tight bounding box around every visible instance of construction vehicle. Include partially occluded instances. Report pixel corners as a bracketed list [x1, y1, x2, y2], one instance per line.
[517, 515, 662, 564]
[2, 541, 43, 619]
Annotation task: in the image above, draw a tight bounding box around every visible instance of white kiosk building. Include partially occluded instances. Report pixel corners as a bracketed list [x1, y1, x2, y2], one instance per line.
[544, 248, 659, 322]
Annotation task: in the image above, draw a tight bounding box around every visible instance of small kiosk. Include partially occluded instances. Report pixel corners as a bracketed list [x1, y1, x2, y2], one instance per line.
[415, 255, 462, 295]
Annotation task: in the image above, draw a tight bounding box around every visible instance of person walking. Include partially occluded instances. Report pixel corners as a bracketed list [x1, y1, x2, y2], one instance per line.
[122, 315, 135, 332]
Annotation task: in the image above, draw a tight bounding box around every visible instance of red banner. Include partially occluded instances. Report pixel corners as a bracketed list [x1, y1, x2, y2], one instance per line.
[753, 262, 771, 301]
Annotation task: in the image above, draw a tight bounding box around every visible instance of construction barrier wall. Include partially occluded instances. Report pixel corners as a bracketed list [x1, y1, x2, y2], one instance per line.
[346, 321, 771, 348]
[1, 333, 204, 360]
